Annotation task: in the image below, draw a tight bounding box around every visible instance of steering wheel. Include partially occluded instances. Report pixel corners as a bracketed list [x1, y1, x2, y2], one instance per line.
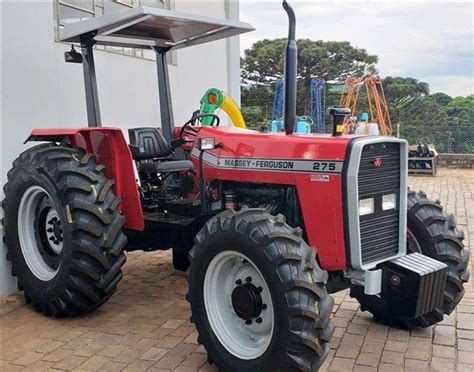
[179, 112, 220, 143]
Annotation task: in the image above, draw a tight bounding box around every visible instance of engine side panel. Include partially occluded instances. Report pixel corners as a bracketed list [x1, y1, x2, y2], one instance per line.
[29, 127, 144, 231]
[193, 126, 352, 270]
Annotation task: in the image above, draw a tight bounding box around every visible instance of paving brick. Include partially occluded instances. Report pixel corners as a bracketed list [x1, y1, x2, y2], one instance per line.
[133, 337, 160, 350]
[10, 351, 43, 366]
[53, 355, 88, 370]
[353, 366, 377, 372]
[458, 364, 474, 372]
[328, 357, 355, 371]
[139, 347, 169, 361]
[168, 343, 198, 357]
[381, 351, 404, 365]
[159, 335, 185, 348]
[80, 355, 112, 370]
[41, 347, 74, 362]
[355, 352, 380, 367]
[19, 360, 54, 371]
[458, 350, 474, 364]
[347, 324, 368, 335]
[152, 355, 184, 369]
[430, 356, 455, 371]
[98, 345, 129, 358]
[122, 359, 155, 372]
[407, 336, 432, 351]
[377, 363, 403, 372]
[458, 338, 474, 352]
[404, 358, 429, 371]
[341, 333, 364, 347]
[181, 353, 207, 368]
[404, 347, 430, 361]
[161, 319, 185, 329]
[101, 361, 128, 372]
[384, 340, 408, 353]
[198, 363, 219, 372]
[74, 342, 105, 358]
[361, 340, 384, 355]
[335, 343, 360, 359]
[432, 345, 455, 359]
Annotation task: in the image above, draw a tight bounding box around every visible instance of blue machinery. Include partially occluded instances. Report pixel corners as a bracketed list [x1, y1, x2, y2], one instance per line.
[310, 77, 326, 133]
[270, 78, 326, 133]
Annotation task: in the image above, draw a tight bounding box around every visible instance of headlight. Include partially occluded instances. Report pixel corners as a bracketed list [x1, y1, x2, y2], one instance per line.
[199, 137, 215, 150]
[382, 193, 397, 211]
[359, 198, 374, 216]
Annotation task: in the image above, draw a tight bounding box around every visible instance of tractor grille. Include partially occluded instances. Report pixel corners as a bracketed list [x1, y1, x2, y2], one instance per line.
[358, 142, 401, 265]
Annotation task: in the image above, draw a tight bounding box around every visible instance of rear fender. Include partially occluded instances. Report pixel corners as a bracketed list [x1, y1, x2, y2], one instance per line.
[27, 127, 144, 231]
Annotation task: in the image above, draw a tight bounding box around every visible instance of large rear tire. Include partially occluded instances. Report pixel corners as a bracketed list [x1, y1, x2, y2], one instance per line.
[350, 189, 470, 329]
[3, 143, 127, 316]
[186, 208, 334, 371]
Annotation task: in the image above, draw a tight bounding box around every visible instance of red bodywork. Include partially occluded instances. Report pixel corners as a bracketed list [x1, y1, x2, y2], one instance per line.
[30, 126, 353, 270]
[191, 126, 352, 270]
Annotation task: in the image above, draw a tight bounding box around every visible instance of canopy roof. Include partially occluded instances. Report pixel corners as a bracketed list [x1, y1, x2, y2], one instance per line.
[59, 6, 255, 50]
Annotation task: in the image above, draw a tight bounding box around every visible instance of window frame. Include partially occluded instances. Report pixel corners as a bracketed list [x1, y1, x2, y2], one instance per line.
[53, 0, 177, 65]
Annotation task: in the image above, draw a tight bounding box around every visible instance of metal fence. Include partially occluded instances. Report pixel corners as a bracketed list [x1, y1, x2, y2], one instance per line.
[398, 125, 474, 154]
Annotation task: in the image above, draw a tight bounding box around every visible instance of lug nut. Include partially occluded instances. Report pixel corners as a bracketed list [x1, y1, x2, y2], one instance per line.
[256, 317, 262, 324]
[245, 276, 252, 283]
[262, 304, 267, 310]
[235, 279, 242, 285]
[245, 319, 252, 325]
[256, 287, 263, 293]
[47, 228, 53, 233]
[391, 275, 401, 286]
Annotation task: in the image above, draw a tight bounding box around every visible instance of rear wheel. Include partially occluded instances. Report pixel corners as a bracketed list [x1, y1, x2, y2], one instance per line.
[3, 143, 127, 316]
[351, 189, 470, 329]
[186, 208, 334, 371]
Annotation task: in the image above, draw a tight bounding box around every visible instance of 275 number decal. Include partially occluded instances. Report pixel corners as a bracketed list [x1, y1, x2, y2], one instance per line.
[313, 162, 337, 171]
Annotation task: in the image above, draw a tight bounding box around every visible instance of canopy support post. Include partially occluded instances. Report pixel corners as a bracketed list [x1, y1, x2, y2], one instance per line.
[153, 47, 175, 141]
[80, 32, 101, 127]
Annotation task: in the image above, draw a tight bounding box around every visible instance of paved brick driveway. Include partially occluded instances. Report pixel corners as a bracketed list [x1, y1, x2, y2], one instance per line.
[1, 169, 473, 371]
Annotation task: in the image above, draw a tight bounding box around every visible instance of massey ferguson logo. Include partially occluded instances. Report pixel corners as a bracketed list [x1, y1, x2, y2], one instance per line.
[373, 157, 383, 167]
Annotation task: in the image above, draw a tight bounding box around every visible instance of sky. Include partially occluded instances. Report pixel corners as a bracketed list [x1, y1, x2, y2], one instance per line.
[239, 0, 474, 97]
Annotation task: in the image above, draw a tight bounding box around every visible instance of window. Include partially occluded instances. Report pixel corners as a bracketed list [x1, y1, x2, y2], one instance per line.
[55, 1, 175, 63]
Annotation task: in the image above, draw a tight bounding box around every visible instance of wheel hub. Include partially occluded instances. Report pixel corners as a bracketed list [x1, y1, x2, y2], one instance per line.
[45, 209, 63, 253]
[231, 282, 263, 320]
[203, 250, 275, 359]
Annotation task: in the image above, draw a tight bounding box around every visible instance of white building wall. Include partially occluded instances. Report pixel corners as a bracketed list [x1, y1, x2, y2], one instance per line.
[0, 0, 242, 295]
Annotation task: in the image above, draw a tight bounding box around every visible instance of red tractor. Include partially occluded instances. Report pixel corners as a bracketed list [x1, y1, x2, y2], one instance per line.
[2, 2, 469, 370]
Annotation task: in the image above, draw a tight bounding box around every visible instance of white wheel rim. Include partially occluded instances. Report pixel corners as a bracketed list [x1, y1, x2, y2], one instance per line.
[18, 186, 62, 281]
[204, 250, 274, 360]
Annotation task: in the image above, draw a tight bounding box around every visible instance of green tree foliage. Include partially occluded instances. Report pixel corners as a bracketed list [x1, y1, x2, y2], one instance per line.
[432, 92, 453, 107]
[242, 39, 378, 112]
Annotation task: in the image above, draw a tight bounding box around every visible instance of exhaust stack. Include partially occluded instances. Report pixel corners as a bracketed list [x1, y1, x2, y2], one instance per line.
[282, 0, 297, 135]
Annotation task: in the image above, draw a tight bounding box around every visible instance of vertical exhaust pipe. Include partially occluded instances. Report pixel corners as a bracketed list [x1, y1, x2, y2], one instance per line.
[282, 0, 297, 135]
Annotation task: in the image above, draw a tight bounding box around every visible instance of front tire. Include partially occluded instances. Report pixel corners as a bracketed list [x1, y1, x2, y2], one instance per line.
[351, 189, 470, 329]
[3, 144, 127, 316]
[186, 208, 334, 371]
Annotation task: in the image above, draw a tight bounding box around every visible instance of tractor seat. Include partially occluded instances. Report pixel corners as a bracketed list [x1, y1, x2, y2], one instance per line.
[128, 127, 193, 173]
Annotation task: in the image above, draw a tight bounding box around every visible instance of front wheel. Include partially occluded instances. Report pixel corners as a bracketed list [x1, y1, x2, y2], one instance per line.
[351, 189, 470, 329]
[186, 208, 334, 371]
